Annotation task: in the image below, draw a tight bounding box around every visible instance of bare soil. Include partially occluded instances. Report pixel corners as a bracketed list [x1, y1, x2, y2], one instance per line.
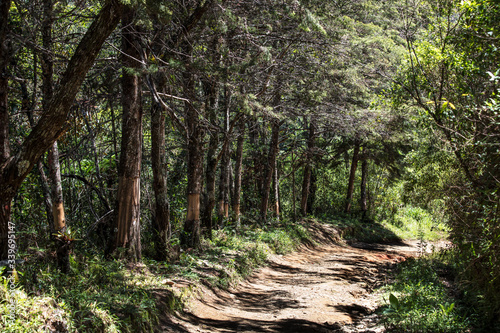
[155, 223, 448, 333]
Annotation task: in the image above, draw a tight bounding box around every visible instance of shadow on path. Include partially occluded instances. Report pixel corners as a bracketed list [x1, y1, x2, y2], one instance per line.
[155, 223, 426, 333]
[182, 314, 344, 333]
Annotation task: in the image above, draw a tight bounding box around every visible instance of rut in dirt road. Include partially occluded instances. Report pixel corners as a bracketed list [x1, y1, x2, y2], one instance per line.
[157, 225, 429, 333]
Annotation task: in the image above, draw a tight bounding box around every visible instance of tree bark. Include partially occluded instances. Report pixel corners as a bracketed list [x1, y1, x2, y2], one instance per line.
[300, 164, 312, 217]
[201, 79, 219, 238]
[272, 157, 280, 223]
[260, 118, 280, 223]
[0, 0, 10, 168]
[0, 0, 11, 260]
[42, 0, 69, 272]
[37, 160, 53, 228]
[182, 49, 203, 249]
[300, 119, 316, 216]
[111, 6, 143, 261]
[345, 141, 360, 213]
[232, 120, 245, 228]
[291, 146, 297, 222]
[0, 0, 122, 260]
[217, 86, 231, 228]
[48, 142, 66, 233]
[360, 158, 368, 217]
[307, 170, 317, 215]
[151, 81, 170, 260]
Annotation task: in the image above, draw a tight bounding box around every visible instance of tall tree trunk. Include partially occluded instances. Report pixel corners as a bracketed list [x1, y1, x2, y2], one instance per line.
[151, 81, 170, 260]
[182, 49, 203, 249]
[247, 119, 263, 212]
[37, 160, 53, 228]
[109, 99, 119, 163]
[0, 0, 10, 166]
[0, 0, 123, 260]
[217, 86, 231, 228]
[307, 170, 317, 215]
[42, 0, 69, 272]
[360, 158, 368, 218]
[184, 121, 203, 248]
[232, 120, 245, 228]
[202, 79, 219, 238]
[49, 142, 71, 271]
[300, 119, 316, 216]
[112, 7, 143, 261]
[345, 141, 360, 213]
[0, 0, 11, 263]
[272, 157, 280, 223]
[291, 146, 297, 222]
[46, 149, 63, 230]
[260, 118, 280, 223]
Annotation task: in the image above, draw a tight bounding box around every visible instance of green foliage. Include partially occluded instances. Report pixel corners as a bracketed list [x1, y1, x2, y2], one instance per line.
[382, 205, 449, 241]
[1, 257, 163, 332]
[391, 0, 500, 320]
[313, 164, 349, 216]
[401, 146, 458, 210]
[381, 255, 471, 332]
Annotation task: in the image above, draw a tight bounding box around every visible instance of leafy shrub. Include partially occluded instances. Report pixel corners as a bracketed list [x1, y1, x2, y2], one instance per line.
[381, 256, 470, 332]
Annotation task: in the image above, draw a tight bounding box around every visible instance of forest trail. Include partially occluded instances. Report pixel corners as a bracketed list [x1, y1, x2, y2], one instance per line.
[157, 224, 447, 333]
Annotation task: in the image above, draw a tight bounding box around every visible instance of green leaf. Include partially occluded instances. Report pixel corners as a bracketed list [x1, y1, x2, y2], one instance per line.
[389, 293, 400, 311]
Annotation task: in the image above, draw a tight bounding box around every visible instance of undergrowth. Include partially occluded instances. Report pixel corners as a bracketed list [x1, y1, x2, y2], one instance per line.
[1, 257, 161, 332]
[380, 250, 478, 333]
[0, 221, 310, 332]
[320, 205, 448, 243]
[381, 205, 448, 241]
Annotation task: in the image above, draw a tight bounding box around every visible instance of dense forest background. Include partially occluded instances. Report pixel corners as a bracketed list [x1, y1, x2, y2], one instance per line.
[0, 0, 499, 331]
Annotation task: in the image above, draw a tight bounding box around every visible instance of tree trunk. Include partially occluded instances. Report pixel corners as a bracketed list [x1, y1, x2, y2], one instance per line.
[48, 142, 70, 268]
[151, 82, 170, 260]
[0, 0, 10, 166]
[203, 136, 217, 237]
[247, 119, 263, 213]
[217, 86, 231, 228]
[0, 0, 123, 260]
[37, 160, 53, 228]
[202, 79, 219, 238]
[182, 50, 203, 249]
[0, 0, 11, 260]
[42, 0, 69, 272]
[272, 157, 280, 223]
[291, 146, 297, 222]
[260, 119, 280, 223]
[300, 119, 316, 216]
[112, 7, 143, 261]
[184, 126, 203, 248]
[360, 158, 368, 218]
[345, 141, 360, 213]
[307, 170, 317, 215]
[232, 120, 245, 228]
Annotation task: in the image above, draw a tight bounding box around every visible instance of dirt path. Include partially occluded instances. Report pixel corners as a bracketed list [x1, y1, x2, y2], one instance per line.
[157, 226, 446, 333]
